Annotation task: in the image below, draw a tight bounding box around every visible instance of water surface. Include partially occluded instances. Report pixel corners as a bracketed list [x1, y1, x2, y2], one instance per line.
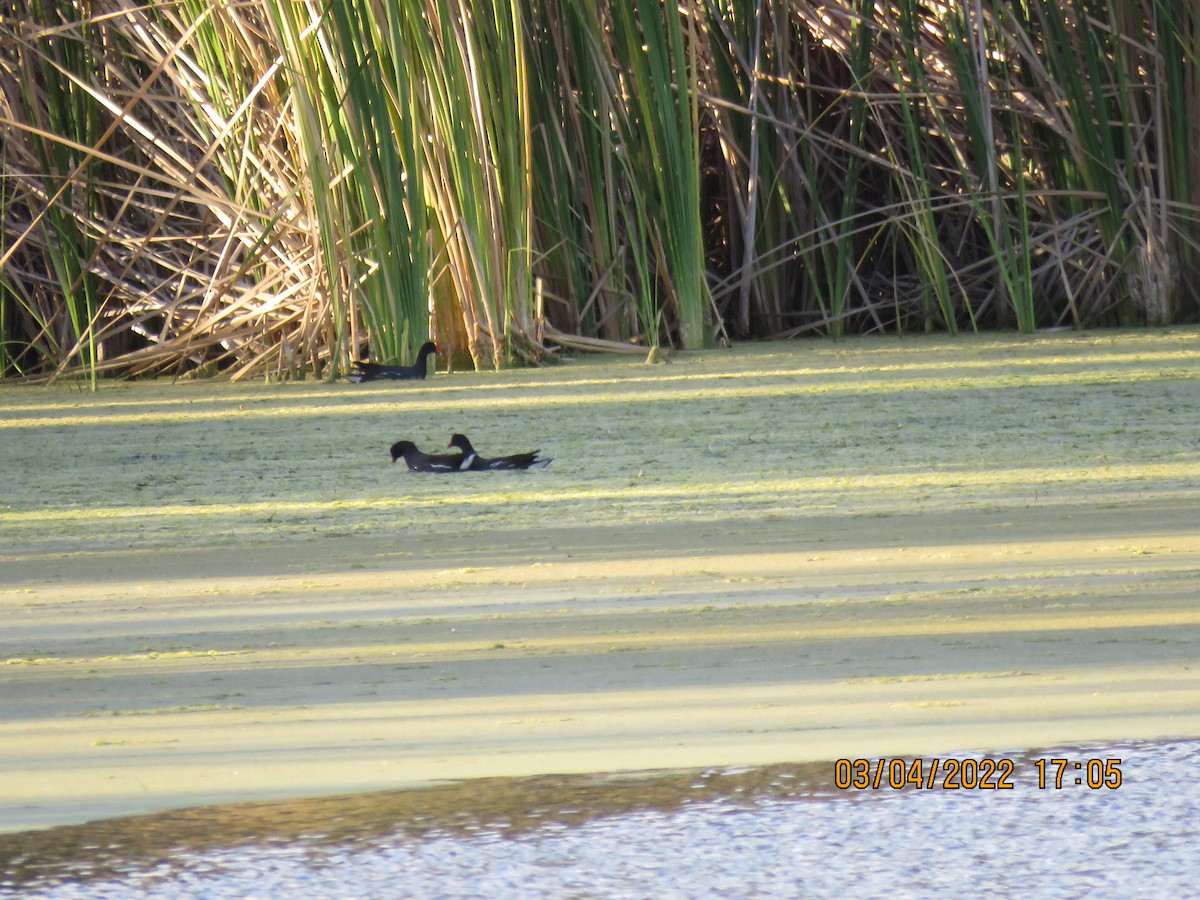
[2, 738, 1194, 898]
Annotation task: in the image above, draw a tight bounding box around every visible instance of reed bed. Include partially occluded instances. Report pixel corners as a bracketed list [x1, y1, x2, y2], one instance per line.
[1, 1, 1197, 381]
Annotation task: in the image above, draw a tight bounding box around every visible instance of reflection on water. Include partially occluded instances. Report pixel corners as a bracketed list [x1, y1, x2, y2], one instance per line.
[2, 739, 1196, 898]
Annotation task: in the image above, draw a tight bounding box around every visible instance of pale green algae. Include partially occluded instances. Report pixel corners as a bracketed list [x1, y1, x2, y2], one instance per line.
[2, 329, 1199, 553]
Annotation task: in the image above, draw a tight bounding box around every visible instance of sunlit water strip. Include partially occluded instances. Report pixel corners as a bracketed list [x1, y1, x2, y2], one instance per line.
[4, 739, 1195, 899]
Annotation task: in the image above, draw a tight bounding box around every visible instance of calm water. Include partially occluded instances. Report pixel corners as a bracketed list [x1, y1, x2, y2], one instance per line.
[2, 739, 1196, 899]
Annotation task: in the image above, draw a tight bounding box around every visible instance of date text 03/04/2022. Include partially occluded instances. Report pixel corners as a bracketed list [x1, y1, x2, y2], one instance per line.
[834, 758, 1123, 791]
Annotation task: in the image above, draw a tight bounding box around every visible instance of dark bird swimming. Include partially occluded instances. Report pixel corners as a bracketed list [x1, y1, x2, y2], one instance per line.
[447, 433, 551, 471]
[350, 341, 438, 382]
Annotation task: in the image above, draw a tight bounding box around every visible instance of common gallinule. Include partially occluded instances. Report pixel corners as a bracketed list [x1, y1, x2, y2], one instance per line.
[448, 433, 551, 470]
[350, 341, 438, 382]
[389, 440, 468, 472]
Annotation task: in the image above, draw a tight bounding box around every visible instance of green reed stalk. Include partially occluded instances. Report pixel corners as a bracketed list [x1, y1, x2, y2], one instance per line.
[326, 0, 430, 366]
[0, 174, 16, 375]
[1148, 0, 1198, 319]
[786, 0, 878, 338]
[527, 0, 658, 344]
[706, 0, 810, 336]
[524, 1, 590, 337]
[1016, 0, 1140, 322]
[943, 1, 1035, 331]
[609, 0, 710, 348]
[888, 71, 959, 334]
[19, 0, 101, 386]
[260, 0, 354, 374]
[263, 0, 435, 374]
[401, 0, 535, 369]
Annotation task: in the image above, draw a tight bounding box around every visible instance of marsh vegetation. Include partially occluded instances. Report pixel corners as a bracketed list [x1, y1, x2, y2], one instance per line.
[2, 2, 1198, 381]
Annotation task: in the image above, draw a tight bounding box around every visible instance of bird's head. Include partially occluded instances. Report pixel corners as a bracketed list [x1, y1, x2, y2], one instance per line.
[389, 440, 416, 464]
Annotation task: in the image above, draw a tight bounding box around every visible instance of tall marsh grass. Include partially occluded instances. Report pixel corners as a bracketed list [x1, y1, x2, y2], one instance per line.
[1, 0, 1197, 380]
